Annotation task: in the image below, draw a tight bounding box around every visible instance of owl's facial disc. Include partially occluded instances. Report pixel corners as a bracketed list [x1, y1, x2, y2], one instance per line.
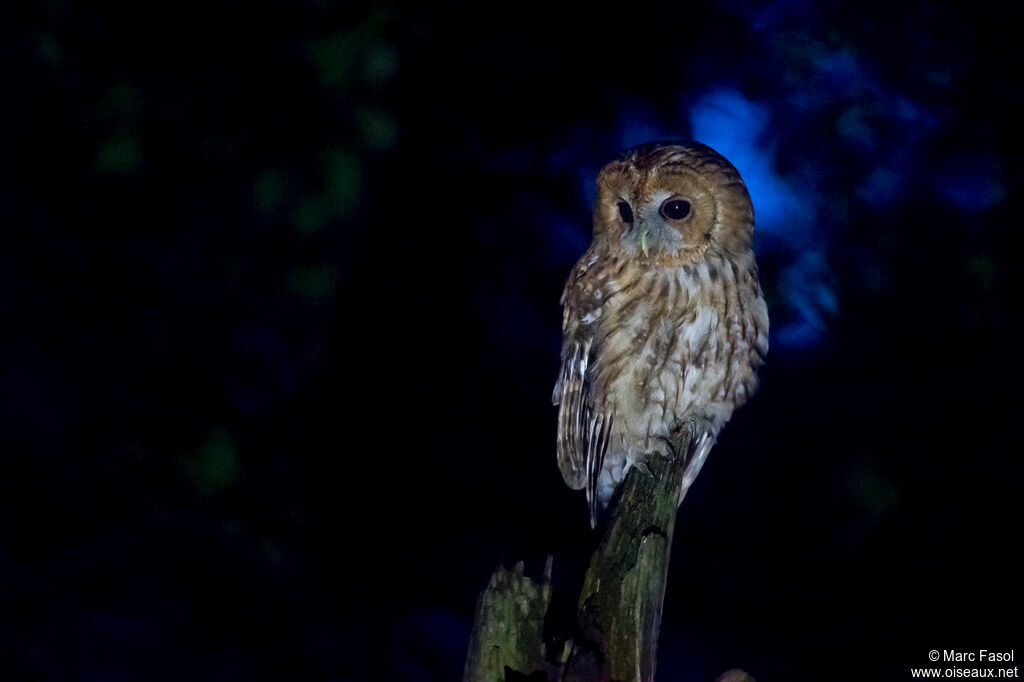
[594, 146, 754, 267]
[620, 190, 703, 260]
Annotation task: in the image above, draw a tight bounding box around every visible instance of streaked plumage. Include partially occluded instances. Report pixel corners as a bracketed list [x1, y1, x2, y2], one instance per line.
[553, 141, 769, 526]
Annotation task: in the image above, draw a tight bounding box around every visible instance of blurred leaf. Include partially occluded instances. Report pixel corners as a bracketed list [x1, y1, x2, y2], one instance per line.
[836, 105, 876, 148]
[35, 33, 62, 67]
[311, 32, 359, 89]
[290, 150, 362, 233]
[357, 109, 398, 152]
[95, 132, 142, 174]
[310, 10, 393, 90]
[180, 429, 241, 496]
[105, 81, 143, 118]
[362, 42, 399, 85]
[323, 148, 361, 217]
[965, 254, 995, 293]
[292, 195, 328, 234]
[254, 169, 289, 216]
[933, 153, 1006, 211]
[286, 265, 338, 304]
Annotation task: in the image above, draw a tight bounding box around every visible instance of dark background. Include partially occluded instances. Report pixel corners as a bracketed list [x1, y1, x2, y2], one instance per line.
[2, 1, 1022, 680]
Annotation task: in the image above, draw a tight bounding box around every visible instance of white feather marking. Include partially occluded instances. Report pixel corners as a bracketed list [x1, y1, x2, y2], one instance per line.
[679, 431, 716, 505]
[585, 415, 598, 508]
[683, 307, 714, 350]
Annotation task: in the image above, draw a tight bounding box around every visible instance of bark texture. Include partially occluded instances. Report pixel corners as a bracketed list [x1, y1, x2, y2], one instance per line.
[465, 430, 753, 682]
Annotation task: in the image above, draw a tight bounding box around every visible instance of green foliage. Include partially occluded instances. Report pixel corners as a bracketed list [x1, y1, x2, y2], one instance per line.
[323, 148, 362, 219]
[356, 109, 398, 152]
[310, 10, 395, 91]
[286, 265, 339, 303]
[180, 429, 241, 497]
[95, 133, 142, 174]
[254, 169, 290, 216]
[964, 254, 995, 293]
[311, 32, 360, 90]
[361, 43, 399, 85]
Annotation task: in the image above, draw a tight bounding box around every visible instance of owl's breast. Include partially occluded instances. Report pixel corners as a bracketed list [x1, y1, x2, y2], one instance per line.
[591, 258, 766, 452]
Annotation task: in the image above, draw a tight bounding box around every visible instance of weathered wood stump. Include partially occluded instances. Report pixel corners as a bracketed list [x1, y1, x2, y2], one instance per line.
[464, 430, 750, 681]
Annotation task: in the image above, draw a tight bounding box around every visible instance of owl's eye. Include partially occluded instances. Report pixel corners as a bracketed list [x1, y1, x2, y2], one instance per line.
[661, 199, 691, 220]
[617, 201, 634, 224]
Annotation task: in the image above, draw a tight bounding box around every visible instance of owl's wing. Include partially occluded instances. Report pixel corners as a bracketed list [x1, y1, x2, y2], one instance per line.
[553, 256, 614, 527]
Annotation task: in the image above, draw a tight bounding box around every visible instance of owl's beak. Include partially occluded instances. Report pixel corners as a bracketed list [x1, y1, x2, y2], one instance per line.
[640, 231, 651, 258]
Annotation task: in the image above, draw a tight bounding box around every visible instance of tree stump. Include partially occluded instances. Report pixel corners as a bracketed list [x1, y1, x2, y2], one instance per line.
[464, 429, 750, 681]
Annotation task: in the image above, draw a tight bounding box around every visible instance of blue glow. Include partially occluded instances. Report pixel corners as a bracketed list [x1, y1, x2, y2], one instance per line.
[836, 106, 878, 150]
[776, 252, 838, 348]
[817, 49, 868, 92]
[545, 211, 591, 266]
[616, 106, 672, 150]
[576, 166, 597, 212]
[689, 88, 816, 245]
[689, 88, 832, 349]
[857, 167, 903, 206]
[933, 153, 1006, 212]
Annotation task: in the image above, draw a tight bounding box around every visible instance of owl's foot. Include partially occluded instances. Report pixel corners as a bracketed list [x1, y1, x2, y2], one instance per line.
[622, 450, 663, 482]
[676, 417, 718, 505]
[632, 459, 655, 478]
[672, 415, 715, 453]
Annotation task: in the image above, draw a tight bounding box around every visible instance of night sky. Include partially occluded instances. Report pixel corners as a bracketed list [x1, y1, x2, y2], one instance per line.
[2, 1, 1022, 680]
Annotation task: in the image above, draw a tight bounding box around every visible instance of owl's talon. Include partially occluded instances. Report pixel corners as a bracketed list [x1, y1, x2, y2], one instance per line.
[679, 415, 715, 446]
[634, 460, 655, 478]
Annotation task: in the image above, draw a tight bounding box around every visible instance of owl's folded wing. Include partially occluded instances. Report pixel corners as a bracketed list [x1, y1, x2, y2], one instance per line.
[554, 337, 613, 527]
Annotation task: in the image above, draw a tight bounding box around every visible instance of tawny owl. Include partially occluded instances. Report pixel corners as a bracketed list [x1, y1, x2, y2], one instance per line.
[553, 141, 769, 527]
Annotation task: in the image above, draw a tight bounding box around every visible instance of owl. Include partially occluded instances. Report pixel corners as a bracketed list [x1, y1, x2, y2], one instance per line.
[553, 141, 769, 527]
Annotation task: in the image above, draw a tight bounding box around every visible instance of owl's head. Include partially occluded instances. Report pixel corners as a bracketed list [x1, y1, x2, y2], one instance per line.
[592, 141, 754, 265]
